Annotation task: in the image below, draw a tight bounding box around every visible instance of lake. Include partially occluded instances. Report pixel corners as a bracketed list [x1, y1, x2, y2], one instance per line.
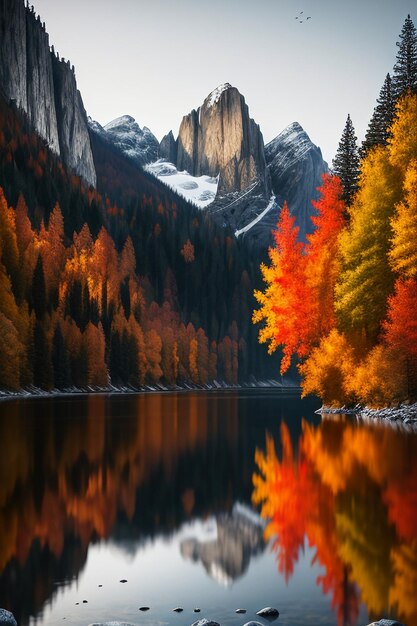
[0, 391, 416, 626]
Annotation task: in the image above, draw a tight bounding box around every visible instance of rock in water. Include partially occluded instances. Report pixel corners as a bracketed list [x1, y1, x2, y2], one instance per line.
[193, 609, 201, 613]
[139, 607, 150, 612]
[243, 622, 264, 626]
[119, 579, 128, 583]
[0, 609, 17, 626]
[236, 609, 247, 614]
[89, 623, 137, 626]
[256, 607, 279, 620]
[172, 608, 183, 612]
[191, 620, 220, 626]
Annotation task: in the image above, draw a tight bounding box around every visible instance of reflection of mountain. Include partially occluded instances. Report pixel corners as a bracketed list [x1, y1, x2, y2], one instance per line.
[180, 502, 266, 585]
[253, 419, 417, 626]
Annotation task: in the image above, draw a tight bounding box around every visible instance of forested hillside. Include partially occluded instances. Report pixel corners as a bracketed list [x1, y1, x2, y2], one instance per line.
[0, 94, 279, 390]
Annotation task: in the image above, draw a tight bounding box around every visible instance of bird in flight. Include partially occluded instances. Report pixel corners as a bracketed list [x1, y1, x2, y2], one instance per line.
[295, 10, 311, 23]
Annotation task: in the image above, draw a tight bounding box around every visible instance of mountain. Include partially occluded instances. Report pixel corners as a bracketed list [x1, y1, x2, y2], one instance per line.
[0, 0, 96, 186]
[176, 83, 270, 198]
[159, 130, 177, 163]
[265, 122, 328, 240]
[88, 115, 159, 167]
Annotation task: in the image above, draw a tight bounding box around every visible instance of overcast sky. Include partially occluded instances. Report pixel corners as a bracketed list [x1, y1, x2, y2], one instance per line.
[33, 0, 414, 163]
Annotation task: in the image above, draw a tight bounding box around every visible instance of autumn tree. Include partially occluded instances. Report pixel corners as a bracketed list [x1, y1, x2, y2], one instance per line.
[335, 147, 402, 342]
[389, 159, 417, 277]
[388, 93, 417, 172]
[181, 239, 195, 263]
[84, 322, 108, 386]
[305, 174, 346, 340]
[383, 279, 417, 399]
[0, 187, 22, 301]
[300, 330, 356, 406]
[253, 203, 310, 373]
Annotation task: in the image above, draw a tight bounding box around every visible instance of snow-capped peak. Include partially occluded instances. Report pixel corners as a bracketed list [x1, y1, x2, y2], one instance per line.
[265, 121, 320, 168]
[205, 83, 233, 107]
[104, 115, 136, 131]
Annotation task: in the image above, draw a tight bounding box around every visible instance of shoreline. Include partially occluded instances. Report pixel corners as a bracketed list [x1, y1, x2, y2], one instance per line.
[0, 380, 302, 403]
[317, 403, 417, 430]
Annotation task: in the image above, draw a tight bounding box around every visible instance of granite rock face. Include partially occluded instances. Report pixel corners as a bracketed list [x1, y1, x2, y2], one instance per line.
[159, 130, 177, 163]
[176, 83, 270, 198]
[0, 0, 96, 186]
[52, 55, 96, 186]
[0, 0, 27, 111]
[265, 122, 328, 241]
[176, 108, 199, 175]
[26, 10, 60, 153]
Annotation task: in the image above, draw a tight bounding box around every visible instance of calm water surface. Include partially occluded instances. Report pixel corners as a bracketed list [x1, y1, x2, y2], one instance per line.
[0, 391, 416, 626]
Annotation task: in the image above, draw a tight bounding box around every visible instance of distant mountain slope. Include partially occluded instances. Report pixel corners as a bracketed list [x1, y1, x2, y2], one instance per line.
[89, 115, 159, 166]
[265, 122, 328, 240]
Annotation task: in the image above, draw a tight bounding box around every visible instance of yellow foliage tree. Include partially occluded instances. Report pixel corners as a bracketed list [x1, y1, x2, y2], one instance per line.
[390, 160, 417, 277]
[346, 344, 407, 407]
[388, 93, 417, 173]
[335, 147, 402, 341]
[299, 330, 356, 406]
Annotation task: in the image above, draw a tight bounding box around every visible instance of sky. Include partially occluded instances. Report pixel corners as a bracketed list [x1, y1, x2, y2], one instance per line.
[33, 0, 415, 163]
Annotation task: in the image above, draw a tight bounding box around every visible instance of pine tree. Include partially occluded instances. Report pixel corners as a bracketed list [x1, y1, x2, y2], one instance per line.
[393, 14, 417, 100]
[52, 324, 72, 389]
[332, 114, 360, 206]
[31, 255, 47, 320]
[362, 74, 395, 155]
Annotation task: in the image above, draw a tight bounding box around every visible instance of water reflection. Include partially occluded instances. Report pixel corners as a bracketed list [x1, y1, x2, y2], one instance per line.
[180, 503, 266, 586]
[0, 393, 416, 626]
[252, 417, 417, 626]
[2, 391, 298, 625]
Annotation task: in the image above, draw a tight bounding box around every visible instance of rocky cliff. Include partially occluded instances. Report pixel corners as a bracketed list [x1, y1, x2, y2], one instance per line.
[52, 54, 96, 186]
[0, 0, 96, 186]
[176, 83, 270, 198]
[265, 122, 328, 240]
[159, 130, 177, 163]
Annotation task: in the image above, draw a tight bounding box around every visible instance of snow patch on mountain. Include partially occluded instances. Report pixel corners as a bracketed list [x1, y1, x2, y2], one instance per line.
[234, 195, 276, 237]
[205, 83, 233, 108]
[146, 160, 218, 208]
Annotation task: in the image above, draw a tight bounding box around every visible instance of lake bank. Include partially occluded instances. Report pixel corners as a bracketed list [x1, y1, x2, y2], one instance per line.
[0, 379, 302, 403]
[317, 402, 417, 430]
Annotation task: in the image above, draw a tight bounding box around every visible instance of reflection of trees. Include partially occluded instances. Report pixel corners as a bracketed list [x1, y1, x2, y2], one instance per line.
[252, 419, 417, 626]
[0, 392, 253, 626]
